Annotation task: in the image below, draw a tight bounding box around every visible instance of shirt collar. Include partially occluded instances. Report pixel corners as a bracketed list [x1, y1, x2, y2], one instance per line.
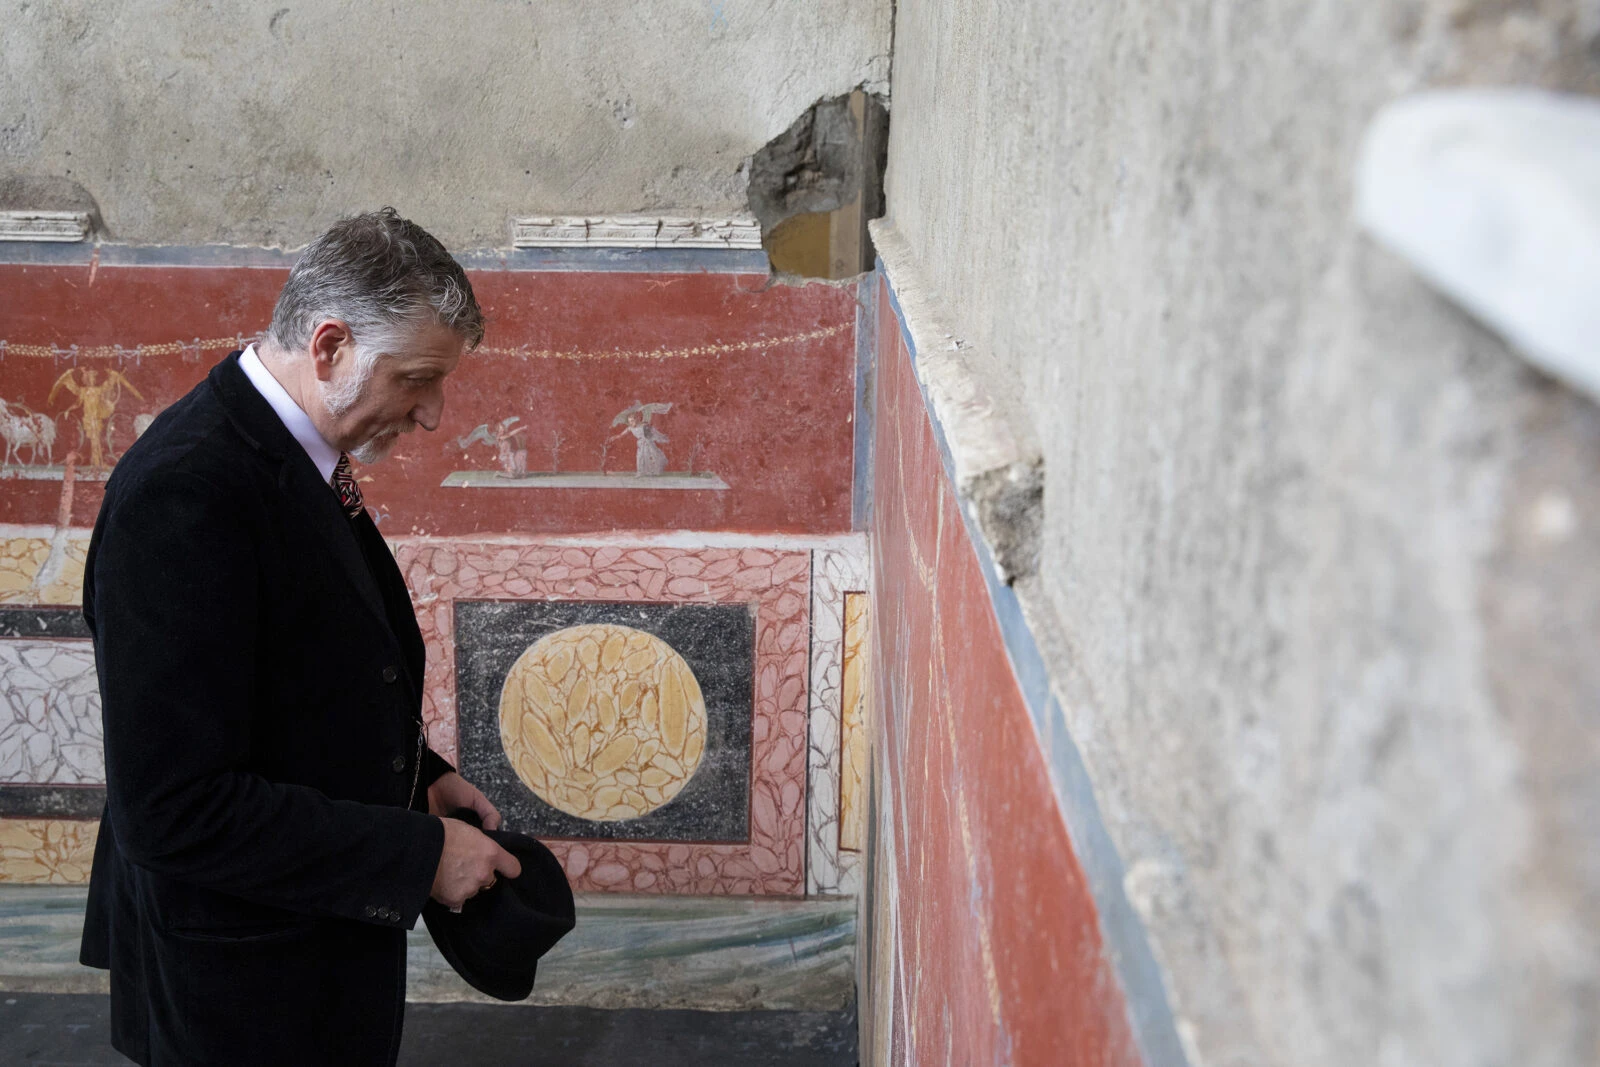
[238, 345, 342, 484]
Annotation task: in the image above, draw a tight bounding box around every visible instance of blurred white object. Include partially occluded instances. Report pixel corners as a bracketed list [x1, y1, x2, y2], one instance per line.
[1356, 89, 1600, 402]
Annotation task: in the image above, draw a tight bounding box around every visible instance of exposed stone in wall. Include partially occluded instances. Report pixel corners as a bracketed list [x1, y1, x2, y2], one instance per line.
[964, 462, 1044, 583]
[749, 96, 867, 233]
[750, 91, 890, 279]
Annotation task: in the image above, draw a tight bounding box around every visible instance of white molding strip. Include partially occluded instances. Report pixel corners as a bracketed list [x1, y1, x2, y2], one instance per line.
[0, 211, 91, 243]
[512, 215, 762, 250]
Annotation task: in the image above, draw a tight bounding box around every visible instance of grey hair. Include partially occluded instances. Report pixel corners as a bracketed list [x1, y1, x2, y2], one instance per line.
[266, 207, 485, 358]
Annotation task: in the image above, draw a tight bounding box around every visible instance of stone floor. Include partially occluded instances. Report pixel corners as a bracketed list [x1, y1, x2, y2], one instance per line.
[0, 993, 859, 1066]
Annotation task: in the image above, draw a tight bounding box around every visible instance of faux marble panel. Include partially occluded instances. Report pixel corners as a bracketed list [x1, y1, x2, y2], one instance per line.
[0, 818, 96, 884]
[0, 606, 91, 639]
[397, 539, 811, 896]
[839, 592, 869, 854]
[0, 784, 104, 819]
[0, 639, 102, 786]
[0, 531, 90, 607]
[805, 538, 869, 896]
[456, 600, 753, 841]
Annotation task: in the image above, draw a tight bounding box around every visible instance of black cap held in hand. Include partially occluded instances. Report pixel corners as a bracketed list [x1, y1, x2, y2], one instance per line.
[421, 809, 577, 1002]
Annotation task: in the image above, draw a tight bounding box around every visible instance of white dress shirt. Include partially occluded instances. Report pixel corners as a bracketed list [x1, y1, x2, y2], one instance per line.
[238, 345, 342, 484]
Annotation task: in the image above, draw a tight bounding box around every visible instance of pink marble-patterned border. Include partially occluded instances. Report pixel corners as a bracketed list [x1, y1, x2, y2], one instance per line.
[391, 539, 810, 896]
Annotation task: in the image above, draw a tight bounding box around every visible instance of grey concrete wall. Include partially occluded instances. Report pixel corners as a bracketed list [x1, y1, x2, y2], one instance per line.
[881, 3, 1599, 1066]
[0, 0, 890, 248]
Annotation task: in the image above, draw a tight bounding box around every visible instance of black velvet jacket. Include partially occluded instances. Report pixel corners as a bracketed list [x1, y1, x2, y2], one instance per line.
[79, 353, 451, 1066]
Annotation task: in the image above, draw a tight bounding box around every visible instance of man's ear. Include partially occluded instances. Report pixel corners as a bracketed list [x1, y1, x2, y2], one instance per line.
[308, 321, 352, 384]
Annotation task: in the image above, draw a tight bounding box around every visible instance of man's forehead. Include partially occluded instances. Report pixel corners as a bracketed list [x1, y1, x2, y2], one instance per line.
[388, 324, 465, 371]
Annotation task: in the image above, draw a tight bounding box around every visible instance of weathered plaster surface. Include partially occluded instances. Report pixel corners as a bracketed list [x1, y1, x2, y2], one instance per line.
[0, 0, 890, 247]
[882, 2, 1600, 1065]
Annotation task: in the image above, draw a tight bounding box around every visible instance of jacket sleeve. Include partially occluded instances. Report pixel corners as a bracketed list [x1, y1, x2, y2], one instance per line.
[421, 746, 456, 789]
[92, 469, 444, 928]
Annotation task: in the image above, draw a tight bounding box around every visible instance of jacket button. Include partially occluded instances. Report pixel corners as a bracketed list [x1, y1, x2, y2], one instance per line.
[363, 905, 377, 918]
[392, 755, 406, 773]
[382, 666, 399, 684]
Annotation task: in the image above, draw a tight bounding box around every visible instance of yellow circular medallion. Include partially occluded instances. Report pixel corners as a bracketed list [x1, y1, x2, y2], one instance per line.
[499, 624, 707, 821]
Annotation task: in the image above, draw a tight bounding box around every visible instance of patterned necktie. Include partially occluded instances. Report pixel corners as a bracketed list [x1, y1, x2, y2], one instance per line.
[331, 453, 366, 520]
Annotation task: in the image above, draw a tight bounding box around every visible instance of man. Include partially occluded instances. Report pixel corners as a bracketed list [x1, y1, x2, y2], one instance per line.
[79, 209, 522, 1065]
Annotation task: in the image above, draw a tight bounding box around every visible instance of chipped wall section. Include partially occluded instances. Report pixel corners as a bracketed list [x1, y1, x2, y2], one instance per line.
[0, 1, 890, 247]
[0, 257, 872, 899]
[749, 91, 889, 279]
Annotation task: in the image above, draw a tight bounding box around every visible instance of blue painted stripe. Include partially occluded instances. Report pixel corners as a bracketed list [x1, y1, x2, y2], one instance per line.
[0, 243, 294, 268]
[0, 243, 98, 266]
[851, 276, 878, 531]
[876, 263, 1189, 1067]
[0, 242, 769, 274]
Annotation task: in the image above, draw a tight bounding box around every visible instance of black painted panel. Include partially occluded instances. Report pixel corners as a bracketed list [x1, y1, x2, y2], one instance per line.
[455, 600, 753, 843]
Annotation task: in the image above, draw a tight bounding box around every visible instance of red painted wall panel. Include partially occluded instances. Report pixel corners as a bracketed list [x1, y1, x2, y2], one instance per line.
[870, 277, 1140, 1065]
[0, 259, 855, 896]
[0, 263, 857, 535]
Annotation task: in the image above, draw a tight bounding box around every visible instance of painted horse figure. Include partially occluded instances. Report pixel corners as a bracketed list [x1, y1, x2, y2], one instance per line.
[0, 401, 57, 467]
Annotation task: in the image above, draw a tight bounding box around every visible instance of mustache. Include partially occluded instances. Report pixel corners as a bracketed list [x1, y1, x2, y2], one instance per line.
[347, 422, 415, 466]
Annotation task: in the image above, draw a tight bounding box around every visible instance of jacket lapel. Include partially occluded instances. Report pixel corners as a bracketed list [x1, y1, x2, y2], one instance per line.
[207, 353, 392, 639]
[351, 510, 427, 702]
[278, 453, 391, 632]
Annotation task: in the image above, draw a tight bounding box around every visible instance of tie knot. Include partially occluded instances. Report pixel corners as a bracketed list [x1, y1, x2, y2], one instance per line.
[332, 453, 365, 520]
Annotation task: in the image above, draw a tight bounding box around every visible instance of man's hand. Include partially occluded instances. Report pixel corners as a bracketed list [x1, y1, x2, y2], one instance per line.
[431, 817, 522, 911]
[428, 771, 502, 830]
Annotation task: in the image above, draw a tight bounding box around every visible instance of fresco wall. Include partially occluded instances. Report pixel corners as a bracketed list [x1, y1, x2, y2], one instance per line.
[0, 253, 869, 899]
[862, 274, 1139, 1063]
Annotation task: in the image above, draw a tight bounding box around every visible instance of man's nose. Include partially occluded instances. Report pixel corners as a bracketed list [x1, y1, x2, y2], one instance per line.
[411, 386, 446, 432]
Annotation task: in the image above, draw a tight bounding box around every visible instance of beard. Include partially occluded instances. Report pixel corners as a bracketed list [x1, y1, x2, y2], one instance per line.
[320, 354, 409, 466]
[349, 423, 409, 465]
